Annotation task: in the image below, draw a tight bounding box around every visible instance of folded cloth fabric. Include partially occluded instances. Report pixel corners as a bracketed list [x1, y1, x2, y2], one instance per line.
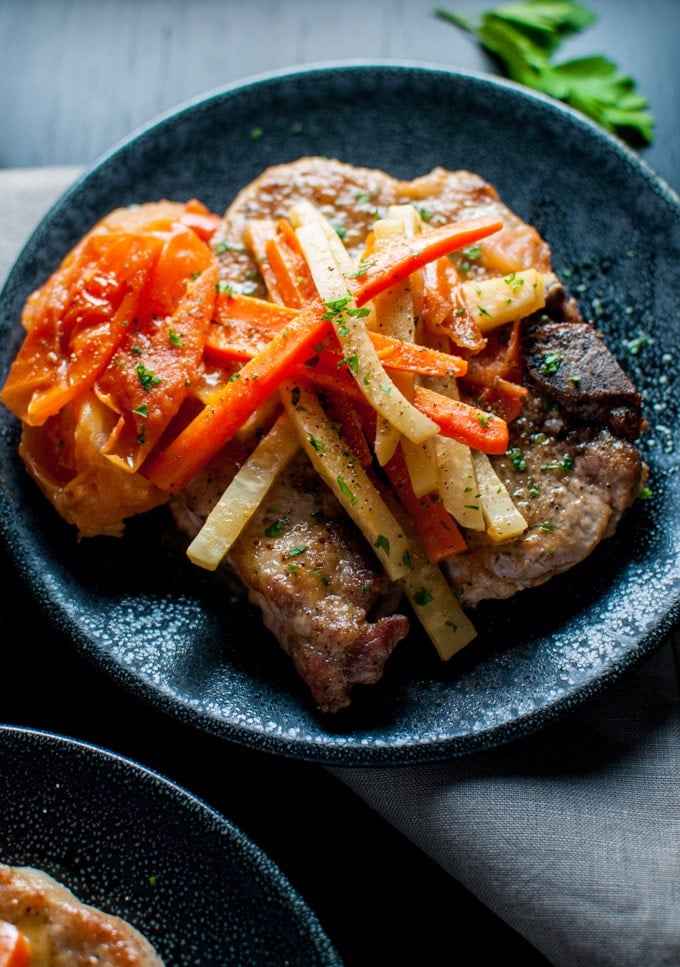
[2, 167, 679, 967]
[332, 635, 680, 966]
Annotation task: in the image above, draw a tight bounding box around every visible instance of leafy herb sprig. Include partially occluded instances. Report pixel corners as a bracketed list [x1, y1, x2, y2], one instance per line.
[434, 0, 654, 145]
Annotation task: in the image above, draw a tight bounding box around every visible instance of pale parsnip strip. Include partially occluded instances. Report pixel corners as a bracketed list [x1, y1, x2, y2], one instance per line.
[458, 269, 546, 333]
[400, 436, 440, 499]
[421, 338, 485, 531]
[472, 449, 528, 541]
[288, 198, 355, 274]
[386, 494, 477, 659]
[400, 561, 477, 660]
[367, 215, 418, 466]
[186, 411, 299, 571]
[280, 380, 413, 582]
[435, 435, 485, 531]
[292, 212, 439, 446]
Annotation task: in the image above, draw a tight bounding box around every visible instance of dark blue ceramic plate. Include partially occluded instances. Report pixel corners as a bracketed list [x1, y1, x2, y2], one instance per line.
[1, 64, 679, 765]
[0, 725, 341, 966]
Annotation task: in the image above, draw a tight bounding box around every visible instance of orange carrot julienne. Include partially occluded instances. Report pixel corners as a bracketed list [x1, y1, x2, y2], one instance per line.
[289, 364, 509, 455]
[349, 216, 504, 307]
[208, 292, 468, 378]
[384, 444, 468, 561]
[413, 385, 509, 454]
[144, 305, 329, 492]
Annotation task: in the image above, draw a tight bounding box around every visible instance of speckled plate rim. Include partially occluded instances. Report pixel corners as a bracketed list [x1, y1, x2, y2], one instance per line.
[0, 723, 342, 964]
[1, 60, 679, 766]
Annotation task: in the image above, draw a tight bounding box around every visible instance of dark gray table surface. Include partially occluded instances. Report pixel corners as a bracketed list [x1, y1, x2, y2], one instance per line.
[1, 2, 678, 964]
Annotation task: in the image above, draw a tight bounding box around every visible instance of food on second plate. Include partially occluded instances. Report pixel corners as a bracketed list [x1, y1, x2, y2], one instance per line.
[0, 864, 164, 966]
[0, 157, 646, 712]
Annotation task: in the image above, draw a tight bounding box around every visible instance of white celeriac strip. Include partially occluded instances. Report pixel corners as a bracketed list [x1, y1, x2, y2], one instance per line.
[418, 335, 486, 531]
[186, 411, 300, 570]
[400, 559, 477, 660]
[472, 449, 528, 541]
[458, 268, 547, 332]
[291, 207, 440, 446]
[368, 215, 417, 465]
[385, 497, 477, 659]
[435, 434, 485, 531]
[280, 380, 414, 582]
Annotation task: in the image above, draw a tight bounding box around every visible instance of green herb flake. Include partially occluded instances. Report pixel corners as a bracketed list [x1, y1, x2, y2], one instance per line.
[623, 331, 652, 355]
[507, 446, 527, 471]
[168, 329, 184, 347]
[338, 354, 360, 374]
[413, 587, 434, 607]
[504, 271, 524, 292]
[374, 534, 391, 555]
[541, 454, 575, 473]
[541, 352, 562, 376]
[132, 403, 148, 418]
[308, 434, 326, 453]
[287, 545, 309, 558]
[135, 363, 162, 390]
[265, 517, 289, 539]
[336, 475, 358, 506]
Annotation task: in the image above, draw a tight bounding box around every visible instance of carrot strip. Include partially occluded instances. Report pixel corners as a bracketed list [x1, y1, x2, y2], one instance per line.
[460, 320, 527, 421]
[207, 293, 468, 378]
[98, 261, 218, 472]
[369, 330, 466, 378]
[384, 444, 467, 561]
[289, 365, 508, 455]
[349, 216, 504, 307]
[1, 232, 162, 426]
[246, 218, 320, 308]
[421, 258, 486, 352]
[144, 305, 329, 492]
[412, 385, 509, 454]
[322, 390, 374, 469]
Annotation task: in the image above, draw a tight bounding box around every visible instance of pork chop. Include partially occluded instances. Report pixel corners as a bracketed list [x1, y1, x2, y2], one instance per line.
[0, 864, 164, 967]
[172, 157, 645, 710]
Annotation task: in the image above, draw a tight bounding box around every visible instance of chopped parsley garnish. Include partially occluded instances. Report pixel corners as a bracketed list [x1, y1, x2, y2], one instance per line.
[132, 403, 148, 418]
[413, 587, 434, 607]
[336, 475, 358, 505]
[623, 331, 652, 355]
[374, 534, 391, 555]
[265, 517, 289, 539]
[135, 363, 162, 390]
[287, 545, 309, 558]
[338, 354, 360, 374]
[308, 434, 326, 453]
[507, 446, 527, 471]
[168, 329, 184, 347]
[541, 455, 575, 473]
[541, 352, 562, 376]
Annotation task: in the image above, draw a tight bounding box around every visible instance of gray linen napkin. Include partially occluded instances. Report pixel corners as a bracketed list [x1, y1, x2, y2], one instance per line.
[2, 167, 678, 967]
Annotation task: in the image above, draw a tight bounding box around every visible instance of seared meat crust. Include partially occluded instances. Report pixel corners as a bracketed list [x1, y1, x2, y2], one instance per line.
[0, 864, 164, 967]
[175, 448, 407, 713]
[173, 157, 644, 710]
